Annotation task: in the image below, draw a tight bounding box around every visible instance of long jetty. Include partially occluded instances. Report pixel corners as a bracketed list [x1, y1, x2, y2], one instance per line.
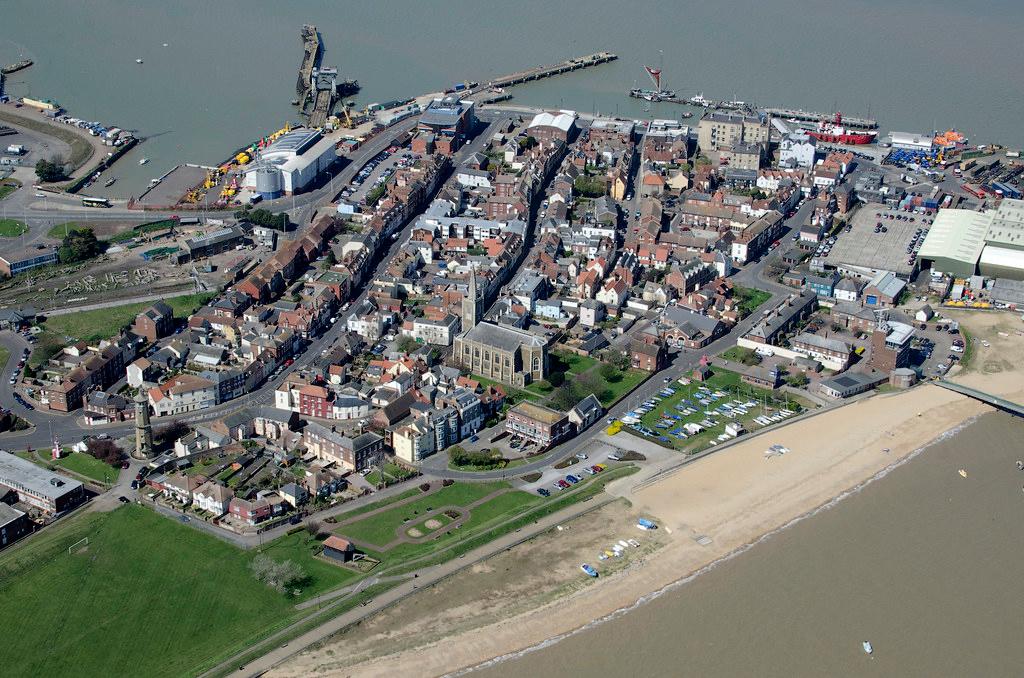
[763, 106, 877, 130]
[296, 24, 322, 98]
[935, 379, 1024, 417]
[488, 52, 617, 89]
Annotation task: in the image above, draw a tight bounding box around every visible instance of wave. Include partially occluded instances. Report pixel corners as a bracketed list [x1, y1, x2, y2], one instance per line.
[448, 414, 984, 677]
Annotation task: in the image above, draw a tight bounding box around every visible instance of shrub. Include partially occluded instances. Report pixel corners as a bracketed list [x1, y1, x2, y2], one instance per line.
[442, 479, 454, 487]
[419, 482, 431, 492]
[520, 472, 542, 483]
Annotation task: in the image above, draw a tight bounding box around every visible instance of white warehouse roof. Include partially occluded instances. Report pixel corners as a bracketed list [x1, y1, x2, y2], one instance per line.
[528, 110, 576, 133]
[918, 209, 992, 269]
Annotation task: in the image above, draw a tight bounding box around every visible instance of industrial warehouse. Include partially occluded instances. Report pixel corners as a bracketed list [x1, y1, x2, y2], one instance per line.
[243, 128, 339, 198]
[919, 198, 1024, 280]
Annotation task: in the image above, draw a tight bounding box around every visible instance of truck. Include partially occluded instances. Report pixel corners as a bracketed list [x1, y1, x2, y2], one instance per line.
[5, 144, 25, 155]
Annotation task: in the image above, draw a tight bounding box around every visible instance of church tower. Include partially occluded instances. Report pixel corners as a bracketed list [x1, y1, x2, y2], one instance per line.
[134, 389, 154, 459]
[462, 269, 483, 330]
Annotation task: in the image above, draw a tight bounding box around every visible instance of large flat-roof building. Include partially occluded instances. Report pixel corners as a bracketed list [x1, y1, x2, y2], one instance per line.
[415, 96, 475, 155]
[918, 200, 1024, 280]
[0, 246, 59, 277]
[0, 450, 86, 514]
[243, 129, 338, 197]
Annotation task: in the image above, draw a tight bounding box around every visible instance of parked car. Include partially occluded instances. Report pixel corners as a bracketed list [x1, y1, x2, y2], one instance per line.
[536, 488, 550, 497]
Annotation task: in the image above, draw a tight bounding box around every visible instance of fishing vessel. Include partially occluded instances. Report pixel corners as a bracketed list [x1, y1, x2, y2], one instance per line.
[689, 93, 712, 107]
[805, 112, 878, 145]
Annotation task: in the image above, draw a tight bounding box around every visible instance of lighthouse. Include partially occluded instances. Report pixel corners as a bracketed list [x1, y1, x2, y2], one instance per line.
[134, 389, 154, 459]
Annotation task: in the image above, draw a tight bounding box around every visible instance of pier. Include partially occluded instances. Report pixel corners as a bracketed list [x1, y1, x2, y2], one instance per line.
[935, 380, 1024, 417]
[296, 24, 322, 98]
[763, 106, 877, 130]
[487, 52, 617, 89]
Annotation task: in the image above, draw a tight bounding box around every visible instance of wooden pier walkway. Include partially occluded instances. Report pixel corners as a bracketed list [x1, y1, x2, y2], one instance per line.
[488, 51, 617, 89]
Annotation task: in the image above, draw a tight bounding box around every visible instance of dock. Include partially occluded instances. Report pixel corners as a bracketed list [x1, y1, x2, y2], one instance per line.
[296, 24, 322, 98]
[763, 106, 877, 130]
[487, 52, 617, 89]
[935, 380, 1024, 417]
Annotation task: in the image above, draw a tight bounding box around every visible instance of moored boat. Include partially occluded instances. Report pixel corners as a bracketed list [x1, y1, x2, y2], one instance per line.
[805, 112, 877, 145]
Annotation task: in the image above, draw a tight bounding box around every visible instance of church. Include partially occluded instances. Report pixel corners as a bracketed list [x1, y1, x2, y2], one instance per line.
[452, 270, 548, 387]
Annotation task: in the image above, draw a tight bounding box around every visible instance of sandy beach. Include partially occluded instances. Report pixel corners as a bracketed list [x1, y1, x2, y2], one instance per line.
[274, 380, 991, 678]
[269, 309, 1024, 678]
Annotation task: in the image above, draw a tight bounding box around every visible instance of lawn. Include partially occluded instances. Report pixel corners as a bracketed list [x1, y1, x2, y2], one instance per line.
[52, 452, 117, 484]
[41, 292, 214, 343]
[0, 179, 20, 201]
[623, 367, 812, 454]
[597, 366, 648, 406]
[734, 286, 773, 317]
[0, 505, 349, 678]
[337, 481, 509, 547]
[721, 346, 762, 366]
[0, 218, 28, 237]
[550, 350, 598, 376]
[47, 222, 86, 239]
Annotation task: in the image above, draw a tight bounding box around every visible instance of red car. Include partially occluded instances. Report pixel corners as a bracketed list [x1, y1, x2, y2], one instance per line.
[284, 358, 294, 367]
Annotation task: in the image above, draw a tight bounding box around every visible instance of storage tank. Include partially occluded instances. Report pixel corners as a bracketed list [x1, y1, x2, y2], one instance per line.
[253, 165, 283, 199]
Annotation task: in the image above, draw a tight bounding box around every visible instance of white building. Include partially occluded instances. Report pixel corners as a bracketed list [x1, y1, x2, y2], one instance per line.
[779, 133, 817, 168]
[889, 131, 933, 152]
[243, 129, 338, 197]
[404, 314, 460, 346]
[148, 374, 217, 417]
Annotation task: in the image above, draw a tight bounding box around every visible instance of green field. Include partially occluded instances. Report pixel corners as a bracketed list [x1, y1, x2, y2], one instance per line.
[40, 292, 214, 343]
[339, 481, 509, 547]
[47, 222, 87, 239]
[734, 286, 773, 317]
[0, 218, 28, 237]
[52, 452, 117, 484]
[0, 179, 20, 201]
[0, 506, 351, 678]
[624, 368, 812, 453]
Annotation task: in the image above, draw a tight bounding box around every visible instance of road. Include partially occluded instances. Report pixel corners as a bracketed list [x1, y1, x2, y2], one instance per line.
[0, 116, 509, 451]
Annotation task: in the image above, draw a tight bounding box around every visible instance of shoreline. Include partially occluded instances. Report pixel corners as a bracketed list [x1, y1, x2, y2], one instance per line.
[273, 383, 993, 678]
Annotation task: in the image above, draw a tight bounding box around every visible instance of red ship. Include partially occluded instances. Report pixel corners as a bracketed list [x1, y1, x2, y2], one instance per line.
[804, 112, 877, 145]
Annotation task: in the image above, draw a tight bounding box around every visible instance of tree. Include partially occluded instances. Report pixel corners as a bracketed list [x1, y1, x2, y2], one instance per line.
[323, 249, 337, 267]
[85, 438, 125, 466]
[304, 519, 322, 538]
[58, 227, 105, 264]
[396, 335, 418, 354]
[249, 555, 307, 593]
[156, 420, 189, 444]
[35, 158, 67, 183]
[548, 371, 565, 387]
[599, 362, 619, 382]
[235, 207, 290, 231]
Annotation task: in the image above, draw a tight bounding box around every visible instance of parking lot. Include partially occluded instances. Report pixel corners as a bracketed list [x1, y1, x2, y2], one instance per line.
[341, 145, 418, 205]
[617, 371, 807, 453]
[825, 202, 933, 277]
[516, 441, 626, 496]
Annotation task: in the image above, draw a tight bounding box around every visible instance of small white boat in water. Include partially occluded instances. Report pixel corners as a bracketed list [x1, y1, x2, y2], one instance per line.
[135, 58, 143, 64]
[139, 157, 149, 165]
[862, 641, 873, 655]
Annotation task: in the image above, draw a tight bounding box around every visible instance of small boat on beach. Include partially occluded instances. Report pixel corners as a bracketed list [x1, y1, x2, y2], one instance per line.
[580, 563, 598, 578]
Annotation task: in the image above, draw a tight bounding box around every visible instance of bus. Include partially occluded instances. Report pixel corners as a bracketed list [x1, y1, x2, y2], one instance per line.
[81, 196, 111, 208]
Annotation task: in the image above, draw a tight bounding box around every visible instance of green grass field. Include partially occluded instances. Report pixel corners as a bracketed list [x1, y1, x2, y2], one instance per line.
[339, 481, 509, 547]
[734, 286, 773, 317]
[47, 222, 87, 239]
[0, 179, 20, 201]
[41, 292, 214, 343]
[0, 218, 28, 237]
[0, 505, 352, 678]
[52, 452, 117, 484]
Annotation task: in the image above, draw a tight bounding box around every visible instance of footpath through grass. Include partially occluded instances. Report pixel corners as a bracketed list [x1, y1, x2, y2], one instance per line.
[40, 292, 214, 343]
[0, 505, 352, 678]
